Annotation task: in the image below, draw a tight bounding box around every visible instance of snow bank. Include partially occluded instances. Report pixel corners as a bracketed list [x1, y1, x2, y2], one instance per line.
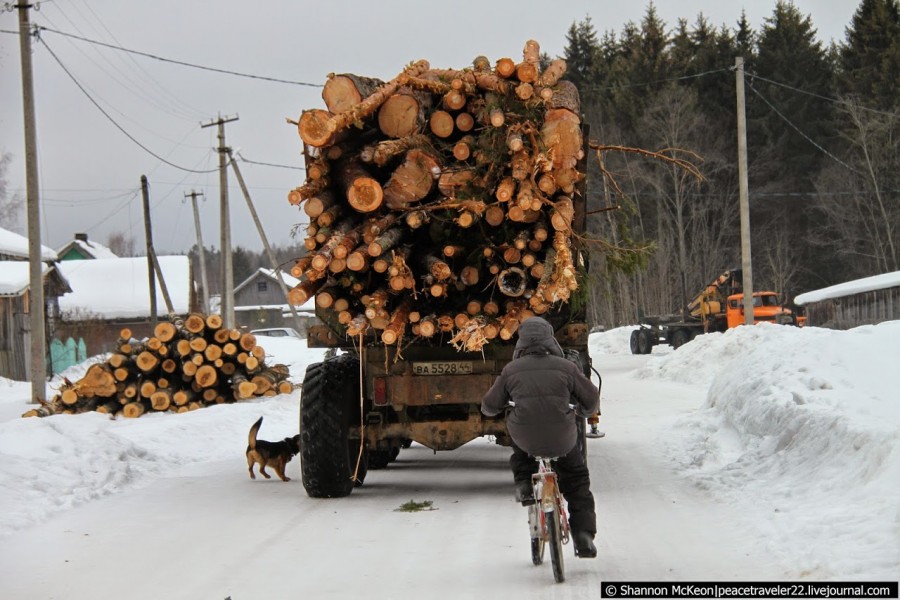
[588, 325, 673, 357]
[0, 340, 325, 537]
[663, 322, 900, 578]
[0, 393, 302, 537]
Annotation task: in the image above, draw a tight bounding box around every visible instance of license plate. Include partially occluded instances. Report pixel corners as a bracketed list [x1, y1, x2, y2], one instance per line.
[412, 361, 473, 375]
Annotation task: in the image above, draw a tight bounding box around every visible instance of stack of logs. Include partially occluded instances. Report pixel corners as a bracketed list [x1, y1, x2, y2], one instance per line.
[23, 314, 293, 419]
[289, 40, 585, 351]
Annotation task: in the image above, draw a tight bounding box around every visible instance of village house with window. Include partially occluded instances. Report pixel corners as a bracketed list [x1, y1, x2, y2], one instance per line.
[233, 267, 316, 334]
[0, 227, 71, 380]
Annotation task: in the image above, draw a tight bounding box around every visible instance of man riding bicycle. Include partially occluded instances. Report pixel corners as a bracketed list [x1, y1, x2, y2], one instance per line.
[481, 316, 600, 558]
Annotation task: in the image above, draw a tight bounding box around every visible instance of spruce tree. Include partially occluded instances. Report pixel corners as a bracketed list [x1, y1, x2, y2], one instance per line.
[751, 1, 833, 192]
[838, 0, 900, 110]
[562, 17, 601, 96]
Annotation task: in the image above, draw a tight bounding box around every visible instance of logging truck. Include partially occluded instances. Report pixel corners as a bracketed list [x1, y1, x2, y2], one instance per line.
[629, 269, 803, 355]
[288, 42, 594, 498]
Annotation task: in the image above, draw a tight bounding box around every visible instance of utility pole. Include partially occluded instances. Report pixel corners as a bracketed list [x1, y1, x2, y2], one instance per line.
[201, 114, 238, 328]
[227, 150, 303, 332]
[17, 2, 46, 403]
[141, 175, 158, 329]
[184, 190, 210, 313]
[735, 56, 754, 325]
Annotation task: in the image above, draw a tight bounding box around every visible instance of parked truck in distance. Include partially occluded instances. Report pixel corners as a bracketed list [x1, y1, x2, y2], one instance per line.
[630, 269, 803, 354]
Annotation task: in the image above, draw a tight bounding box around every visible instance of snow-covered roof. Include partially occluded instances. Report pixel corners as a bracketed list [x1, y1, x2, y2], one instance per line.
[234, 301, 316, 313]
[57, 256, 191, 319]
[57, 237, 118, 260]
[234, 267, 301, 295]
[0, 261, 51, 296]
[794, 271, 900, 306]
[0, 226, 57, 261]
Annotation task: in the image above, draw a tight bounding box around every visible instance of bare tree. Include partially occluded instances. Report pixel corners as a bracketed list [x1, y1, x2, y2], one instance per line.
[815, 99, 899, 276]
[636, 86, 739, 312]
[107, 232, 137, 257]
[758, 217, 802, 295]
[0, 152, 24, 233]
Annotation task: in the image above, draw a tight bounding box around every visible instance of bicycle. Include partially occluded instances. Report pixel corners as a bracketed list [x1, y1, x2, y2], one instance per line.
[527, 456, 570, 583]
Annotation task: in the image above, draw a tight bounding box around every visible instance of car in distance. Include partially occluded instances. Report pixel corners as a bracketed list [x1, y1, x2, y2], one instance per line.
[250, 327, 303, 339]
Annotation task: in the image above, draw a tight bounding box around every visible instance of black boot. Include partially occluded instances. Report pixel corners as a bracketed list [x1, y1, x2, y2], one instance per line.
[515, 480, 535, 506]
[573, 531, 596, 558]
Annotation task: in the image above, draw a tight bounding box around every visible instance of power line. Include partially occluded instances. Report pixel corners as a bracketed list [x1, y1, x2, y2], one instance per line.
[236, 153, 305, 171]
[582, 67, 732, 92]
[745, 70, 900, 118]
[34, 25, 324, 87]
[39, 2, 203, 121]
[40, 36, 218, 174]
[746, 79, 860, 175]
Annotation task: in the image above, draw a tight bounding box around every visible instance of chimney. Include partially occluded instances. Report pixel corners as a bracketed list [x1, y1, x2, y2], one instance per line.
[75, 233, 88, 242]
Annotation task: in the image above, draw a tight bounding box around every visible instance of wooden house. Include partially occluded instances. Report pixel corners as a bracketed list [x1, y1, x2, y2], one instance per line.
[0, 226, 70, 380]
[54, 256, 195, 354]
[233, 267, 316, 333]
[56, 233, 118, 261]
[794, 271, 900, 329]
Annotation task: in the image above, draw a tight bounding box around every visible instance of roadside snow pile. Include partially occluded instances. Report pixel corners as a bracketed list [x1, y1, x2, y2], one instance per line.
[588, 326, 636, 355]
[633, 327, 741, 386]
[0, 391, 302, 538]
[0, 340, 324, 538]
[666, 321, 900, 578]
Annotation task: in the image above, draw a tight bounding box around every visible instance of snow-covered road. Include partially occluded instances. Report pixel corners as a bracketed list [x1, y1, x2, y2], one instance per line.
[2, 323, 898, 598]
[2, 351, 782, 599]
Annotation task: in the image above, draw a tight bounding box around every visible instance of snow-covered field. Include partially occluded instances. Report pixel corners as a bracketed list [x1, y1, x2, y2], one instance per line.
[0, 322, 897, 597]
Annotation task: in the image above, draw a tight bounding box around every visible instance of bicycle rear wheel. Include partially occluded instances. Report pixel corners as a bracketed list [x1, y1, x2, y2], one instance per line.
[529, 505, 545, 565]
[531, 536, 545, 565]
[547, 509, 565, 583]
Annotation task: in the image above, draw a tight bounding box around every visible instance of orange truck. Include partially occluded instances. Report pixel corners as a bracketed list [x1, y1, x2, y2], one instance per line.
[630, 269, 802, 354]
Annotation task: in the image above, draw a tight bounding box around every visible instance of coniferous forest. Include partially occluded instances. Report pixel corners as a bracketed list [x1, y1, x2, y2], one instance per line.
[563, 0, 899, 326]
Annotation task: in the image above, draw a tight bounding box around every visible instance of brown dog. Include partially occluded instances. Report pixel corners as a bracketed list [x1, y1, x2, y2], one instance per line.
[246, 416, 301, 482]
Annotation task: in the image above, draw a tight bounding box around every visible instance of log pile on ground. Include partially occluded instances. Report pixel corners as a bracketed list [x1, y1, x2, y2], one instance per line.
[288, 40, 586, 351]
[23, 314, 293, 419]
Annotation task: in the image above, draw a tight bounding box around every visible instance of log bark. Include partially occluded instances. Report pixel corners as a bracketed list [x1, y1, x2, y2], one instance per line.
[383, 149, 440, 209]
[381, 300, 411, 345]
[298, 60, 430, 147]
[304, 190, 337, 220]
[368, 226, 404, 257]
[551, 196, 574, 231]
[323, 73, 385, 114]
[338, 159, 383, 213]
[542, 108, 582, 171]
[232, 372, 258, 400]
[378, 86, 431, 139]
[289, 278, 325, 306]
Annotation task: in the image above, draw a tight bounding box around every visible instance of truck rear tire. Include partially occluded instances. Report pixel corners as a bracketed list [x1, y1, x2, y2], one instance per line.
[300, 353, 361, 498]
[671, 328, 690, 349]
[637, 329, 652, 354]
[367, 449, 393, 470]
[630, 330, 640, 354]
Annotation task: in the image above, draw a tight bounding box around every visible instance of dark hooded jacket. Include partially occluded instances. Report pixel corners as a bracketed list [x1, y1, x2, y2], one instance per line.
[481, 317, 599, 457]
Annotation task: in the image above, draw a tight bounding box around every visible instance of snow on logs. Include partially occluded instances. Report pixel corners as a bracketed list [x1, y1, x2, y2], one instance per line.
[288, 40, 585, 352]
[23, 316, 293, 419]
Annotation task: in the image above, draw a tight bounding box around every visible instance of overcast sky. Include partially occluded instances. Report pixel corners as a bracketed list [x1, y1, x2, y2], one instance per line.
[0, 0, 860, 255]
